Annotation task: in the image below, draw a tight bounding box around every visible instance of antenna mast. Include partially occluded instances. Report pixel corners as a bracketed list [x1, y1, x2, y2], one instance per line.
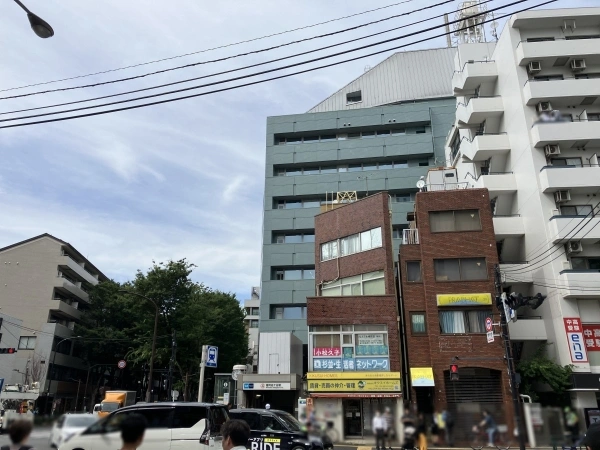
[454, 1, 488, 45]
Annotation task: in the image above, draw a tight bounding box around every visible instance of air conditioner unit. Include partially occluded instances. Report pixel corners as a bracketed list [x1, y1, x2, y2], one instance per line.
[554, 190, 571, 203]
[567, 241, 583, 254]
[537, 101, 553, 113]
[527, 61, 542, 74]
[570, 59, 586, 72]
[544, 144, 560, 156]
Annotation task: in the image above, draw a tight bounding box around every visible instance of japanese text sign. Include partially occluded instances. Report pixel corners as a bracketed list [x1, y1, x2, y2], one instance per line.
[313, 347, 342, 357]
[307, 378, 401, 392]
[564, 318, 589, 363]
[583, 324, 600, 352]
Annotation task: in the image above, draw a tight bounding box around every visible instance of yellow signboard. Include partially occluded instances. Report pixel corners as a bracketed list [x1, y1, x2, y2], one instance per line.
[308, 379, 401, 392]
[436, 293, 492, 307]
[307, 372, 401, 380]
[410, 367, 435, 387]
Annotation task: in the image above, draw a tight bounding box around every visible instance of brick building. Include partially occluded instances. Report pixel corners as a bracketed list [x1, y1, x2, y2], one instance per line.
[306, 192, 403, 439]
[398, 171, 514, 441]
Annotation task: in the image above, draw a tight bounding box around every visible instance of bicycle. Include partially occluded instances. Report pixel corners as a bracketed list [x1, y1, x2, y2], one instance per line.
[471, 425, 511, 450]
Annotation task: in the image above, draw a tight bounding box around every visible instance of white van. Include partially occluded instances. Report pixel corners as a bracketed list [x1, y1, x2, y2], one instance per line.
[60, 402, 228, 450]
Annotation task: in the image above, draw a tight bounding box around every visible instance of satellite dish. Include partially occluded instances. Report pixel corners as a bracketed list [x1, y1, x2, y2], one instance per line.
[416, 180, 426, 190]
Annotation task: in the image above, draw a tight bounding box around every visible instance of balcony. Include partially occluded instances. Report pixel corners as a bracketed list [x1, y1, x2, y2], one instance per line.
[54, 275, 89, 302]
[500, 264, 533, 284]
[59, 255, 99, 285]
[539, 166, 600, 193]
[474, 173, 517, 195]
[402, 229, 419, 245]
[516, 37, 600, 66]
[524, 78, 600, 107]
[531, 120, 600, 148]
[558, 270, 600, 299]
[548, 216, 600, 243]
[49, 299, 82, 321]
[456, 97, 504, 126]
[493, 215, 525, 239]
[460, 134, 510, 161]
[452, 61, 498, 93]
[508, 318, 547, 341]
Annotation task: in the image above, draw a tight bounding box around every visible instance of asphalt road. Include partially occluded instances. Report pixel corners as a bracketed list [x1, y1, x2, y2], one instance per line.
[0, 427, 52, 450]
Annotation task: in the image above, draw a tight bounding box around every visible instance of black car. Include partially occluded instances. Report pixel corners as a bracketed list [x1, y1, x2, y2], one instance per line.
[229, 409, 331, 450]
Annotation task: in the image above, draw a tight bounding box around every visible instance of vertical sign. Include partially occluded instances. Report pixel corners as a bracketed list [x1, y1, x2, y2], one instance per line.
[485, 317, 494, 343]
[564, 318, 589, 363]
[206, 346, 218, 368]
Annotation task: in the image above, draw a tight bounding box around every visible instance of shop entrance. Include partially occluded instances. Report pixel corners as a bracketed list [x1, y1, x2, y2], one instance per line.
[342, 398, 396, 437]
[343, 400, 362, 437]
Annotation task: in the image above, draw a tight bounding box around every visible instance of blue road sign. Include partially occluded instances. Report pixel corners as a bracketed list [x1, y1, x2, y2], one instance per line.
[0, 378, 4, 393]
[243, 383, 254, 390]
[206, 346, 218, 368]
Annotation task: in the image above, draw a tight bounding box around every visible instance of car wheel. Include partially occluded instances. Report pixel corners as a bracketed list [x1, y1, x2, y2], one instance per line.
[291, 446, 306, 450]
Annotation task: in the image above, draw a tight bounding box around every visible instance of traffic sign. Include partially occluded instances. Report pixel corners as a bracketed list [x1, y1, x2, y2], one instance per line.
[485, 317, 493, 332]
[117, 360, 127, 369]
[206, 346, 218, 368]
[0, 378, 4, 393]
[487, 331, 495, 343]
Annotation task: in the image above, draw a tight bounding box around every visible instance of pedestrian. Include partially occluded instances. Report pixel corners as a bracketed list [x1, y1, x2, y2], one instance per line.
[120, 413, 148, 450]
[373, 410, 388, 450]
[384, 406, 394, 449]
[227, 402, 233, 411]
[433, 410, 446, 446]
[479, 410, 497, 447]
[417, 413, 428, 450]
[221, 419, 251, 450]
[565, 407, 580, 445]
[1, 420, 33, 450]
[581, 421, 600, 450]
[442, 409, 454, 447]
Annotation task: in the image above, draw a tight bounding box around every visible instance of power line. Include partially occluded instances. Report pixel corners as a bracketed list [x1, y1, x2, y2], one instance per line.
[0, 0, 460, 102]
[0, 1, 550, 129]
[0, 0, 424, 94]
[504, 276, 600, 292]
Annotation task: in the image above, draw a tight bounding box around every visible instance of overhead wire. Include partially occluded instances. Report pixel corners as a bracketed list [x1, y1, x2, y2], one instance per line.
[0, 0, 461, 102]
[0, 0, 424, 93]
[0, 0, 494, 117]
[0, 0, 555, 129]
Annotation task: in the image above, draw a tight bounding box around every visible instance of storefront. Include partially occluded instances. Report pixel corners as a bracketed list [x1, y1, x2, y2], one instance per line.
[307, 372, 403, 439]
[238, 374, 302, 415]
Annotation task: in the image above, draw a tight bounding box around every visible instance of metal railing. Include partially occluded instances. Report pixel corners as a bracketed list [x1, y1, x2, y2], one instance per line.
[452, 59, 496, 76]
[516, 35, 600, 48]
[402, 229, 419, 245]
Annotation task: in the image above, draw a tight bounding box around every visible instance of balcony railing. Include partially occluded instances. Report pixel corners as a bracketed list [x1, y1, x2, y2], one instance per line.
[58, 272, 77, 285]
[402, 229, 419, 245]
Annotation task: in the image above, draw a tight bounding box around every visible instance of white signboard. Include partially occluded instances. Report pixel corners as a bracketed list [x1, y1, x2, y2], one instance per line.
[487, 331, 495, 343]
[357, 334, 384, 346]
[243, 382, 291, 390]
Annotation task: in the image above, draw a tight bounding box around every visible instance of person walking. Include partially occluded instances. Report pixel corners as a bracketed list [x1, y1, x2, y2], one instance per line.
[373, 410, 388, 450]
[442, 409, 455, 447]
[479, 410, 497, 447]
[417, 413, 428, 450]
[1, 420, 33, 450]
[384, 407, 394, 449]
[222, 419, 251, 450]
[433, 410, 445, 445]
[564, 407, 580, 445]
[120, 414, 148, 450]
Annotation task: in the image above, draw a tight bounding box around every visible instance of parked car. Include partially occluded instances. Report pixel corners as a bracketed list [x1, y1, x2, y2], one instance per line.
[229, 408, 331, 450]
[60, 402, 229, 450]
[49, 414, 98, 448]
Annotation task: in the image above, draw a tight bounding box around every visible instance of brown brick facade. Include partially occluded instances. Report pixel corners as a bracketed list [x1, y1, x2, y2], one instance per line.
[399, 188, 514, 432]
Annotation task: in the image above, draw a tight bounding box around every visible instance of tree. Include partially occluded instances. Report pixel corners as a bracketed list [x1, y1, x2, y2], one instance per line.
[29, 353, 48, 385]
[517, 343, 573, 403]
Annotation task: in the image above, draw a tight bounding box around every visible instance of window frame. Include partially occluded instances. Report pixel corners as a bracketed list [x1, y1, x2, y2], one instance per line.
[406, 261, 422, 282]
[18, 336, 36, 350]
[434, 258, 488, 282]
[320, 227, 383, 261]
[321, 270, 385, 296]
[269, 305, 307, 320]
[410, 312, 427, 335]
[438, 309, 492, 334]
[429, 209, 482, 233]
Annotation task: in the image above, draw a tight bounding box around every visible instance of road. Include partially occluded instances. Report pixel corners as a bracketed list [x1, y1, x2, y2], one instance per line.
[0, 427, 52, 450]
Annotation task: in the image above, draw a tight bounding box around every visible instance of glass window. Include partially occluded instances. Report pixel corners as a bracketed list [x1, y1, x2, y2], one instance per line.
[347, 91, 362, 103]
[303, 168, 319, 175]
[285, 270, 302, 280]
[283, 307, 306, 319]
[406, 261, 422, 282]
[287, 137, 301, 143]
[378, 162, 393, 170]
[454, 210, 482, 231]
[391, 129, 406, 135]
[394, 193, 411, 202]
[342, 334, 353, 344]
[430, 210, 481, 232]
[341, 234, 360, 256]
[410, 312, 426, 334]
[460, 258, 487, 280]
[321, 241, 339, 261]
[314, 334, 341, 347]
[320, 166, 337, 174]
[210, 407, 228, 435]
[322, 285, 341, 296]
[430, 211, 455, 232]
[18, 336, 36, 350]
[362, 163, 377, 171]
[418, 160, 429, 167]
[363, 278, 385, 295]
[467, 310, 488, 333]
[249, 320, 259, 328]
[284, 201, 301, 209]
[551, 158, 582, 167]
[348, 133, 361, 139]
[304, 269, 315, 279]
[561, 205, 593, 216]
[320, 134, 337, 142]
[439, 311, 466, 333]
[303, 234, 315, 242]
[571, 258, 588, 270]
[434, 259, 461, 281]
[377, 130, 391, 136]
[415, 128, 427, 134]
[362, 131, 376, 138]
[303, 200, 321, 208]
[348, 164, 362, 172]
[135, 408, 174, 429]
[285, 235, 302, 244]
[394, 160, 408, 168]
[172, 406, 207, 428]
[303, 136, 319, 143]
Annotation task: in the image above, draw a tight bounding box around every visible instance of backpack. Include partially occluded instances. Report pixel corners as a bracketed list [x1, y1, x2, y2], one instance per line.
[445, 411, 454, 428]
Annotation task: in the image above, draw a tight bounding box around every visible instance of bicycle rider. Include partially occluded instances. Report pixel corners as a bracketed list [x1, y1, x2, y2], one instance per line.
[479, 410, 498, 447]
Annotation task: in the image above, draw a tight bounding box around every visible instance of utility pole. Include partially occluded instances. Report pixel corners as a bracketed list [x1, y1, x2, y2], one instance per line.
[169, 330, 177, 401]
[197, 345, 207, 402]
[494, 265, 526, 450]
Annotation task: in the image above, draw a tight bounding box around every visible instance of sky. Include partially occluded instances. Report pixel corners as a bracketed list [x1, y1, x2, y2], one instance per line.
[0, 0, 594, 302]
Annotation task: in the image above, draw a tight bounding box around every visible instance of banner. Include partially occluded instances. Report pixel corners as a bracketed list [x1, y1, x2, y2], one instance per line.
[564, 318, 588, 363]
[312, 357, 389, 371]
[313, 347, 341, 357]
[436, 293, 492, 307]
[308, 372, 401, 380]
[583, 324, 600, 352]
[410, 367, 435, 387]
[308, 378, 401, 392]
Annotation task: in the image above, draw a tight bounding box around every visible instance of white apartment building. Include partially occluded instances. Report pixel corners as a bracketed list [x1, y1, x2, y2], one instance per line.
[445, 7, 600, 413]
[243, 287, 260, 373]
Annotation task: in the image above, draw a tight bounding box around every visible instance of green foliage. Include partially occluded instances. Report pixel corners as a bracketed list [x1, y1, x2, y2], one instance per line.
[517, 344, 573, 403]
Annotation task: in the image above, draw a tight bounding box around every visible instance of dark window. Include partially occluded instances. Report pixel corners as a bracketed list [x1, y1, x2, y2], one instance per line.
[410, 312, 427, 334]
[85, 410, 137, 434]
[135, 408, 174, 428]
[566, 35, 600, 40]
[406, 261, 422, 282]
[270, 305, 307, 320]
[533, 75, 564, 81]
[439, 310, 491, 334]
[434, 258, 487, 281]
[551, 157, 582, 167]
[571, 258, 600, 271]
[526, 37, 555, 42]
[173, 406, 207, 428]
[346, 91, 362, 103]
[209, 407, 229, 434]
[229, 411, 261, 430]
[249, 320, 259, 328]
[262, 415, 286, 431]
[560, 205, 593, 216]
[430, 210, 481, 232]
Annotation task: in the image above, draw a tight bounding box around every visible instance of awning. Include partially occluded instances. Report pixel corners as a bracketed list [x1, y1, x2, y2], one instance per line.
[310, 393, 402, 398]
[410, 367, 435, 387]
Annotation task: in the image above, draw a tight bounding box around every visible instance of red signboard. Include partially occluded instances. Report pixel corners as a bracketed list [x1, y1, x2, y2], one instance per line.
[564, 318, 589, 363]
[313, 347, 342, 357]
[583, 324, 600, 352]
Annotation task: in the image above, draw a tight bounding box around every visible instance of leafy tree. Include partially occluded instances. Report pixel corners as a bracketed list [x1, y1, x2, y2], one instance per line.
[517, 343, 573, 403]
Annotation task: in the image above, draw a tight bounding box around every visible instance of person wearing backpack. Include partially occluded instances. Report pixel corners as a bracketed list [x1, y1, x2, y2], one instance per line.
[442, 409, 455, 447]
[1, 420, 33, 450]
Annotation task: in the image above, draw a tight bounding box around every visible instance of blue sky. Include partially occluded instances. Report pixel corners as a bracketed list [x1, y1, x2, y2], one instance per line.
[0, 0, 592, 301]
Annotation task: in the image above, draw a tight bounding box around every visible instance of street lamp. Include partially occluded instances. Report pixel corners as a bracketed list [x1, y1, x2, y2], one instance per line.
[12, 0, 54, 38]
[50, 336, 82, 415]
[119, 289, 159, 403]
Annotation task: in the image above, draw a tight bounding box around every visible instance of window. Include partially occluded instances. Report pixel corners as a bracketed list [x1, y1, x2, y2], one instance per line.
[439, 310, 491, 334]
[533, 74, 564, 81]
[231, 411, 261, 430]
[276, 199, 322, 209]
[391, 128, 406, 136]
[406, 261, 422, 282]
[272, 268, 314, 280]
[551, 157, 582, 167]
[273, 233, 315, 244]
[249, 320, 259, 328]
[434, 258, 487, 281]
[588, 113, 600, 122]
[18, 336, 36, 350]
[321, 241, 339, 261]
[250, 307, 260, 315]
[560, 205, 593, 216]
[346, 91, 362, 103]
[321, 227, 382, 260]
[571, 258, 600, 271]
[430, 210, 481, 232]
[172, 406, 207, 428]
[410, 312, 427, 334]
[527, 37, 555, 42]
[270, 305, 307, 320]
[321, 270, 385, 296]
[415, 128, 427, 134]
[135, 408, 174, 428]
[393, 193, 412, 203]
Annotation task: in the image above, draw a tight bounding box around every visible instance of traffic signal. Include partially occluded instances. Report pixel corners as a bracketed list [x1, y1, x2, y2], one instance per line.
[0, 348, 16, 354]
[450, 364, 459, 381]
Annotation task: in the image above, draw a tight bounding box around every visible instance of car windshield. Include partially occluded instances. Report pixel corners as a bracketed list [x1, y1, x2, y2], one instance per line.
[101, 402, 119, 412]
[275, 412, 302, 431]
[65, 415, 97, 427]
[210, 407, 229, 435]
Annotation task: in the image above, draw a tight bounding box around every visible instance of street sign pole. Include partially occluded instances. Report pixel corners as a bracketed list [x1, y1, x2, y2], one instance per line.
[197, 345, 207, 402]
